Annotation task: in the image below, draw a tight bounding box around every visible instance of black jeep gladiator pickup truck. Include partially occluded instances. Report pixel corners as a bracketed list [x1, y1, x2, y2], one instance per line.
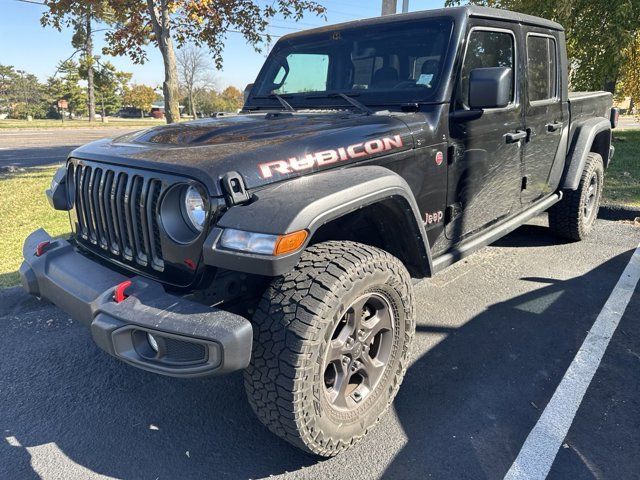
[21, 6, 618, 457]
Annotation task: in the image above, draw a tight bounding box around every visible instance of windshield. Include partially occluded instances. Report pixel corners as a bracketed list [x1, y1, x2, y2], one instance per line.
[250, 18, 454, 109]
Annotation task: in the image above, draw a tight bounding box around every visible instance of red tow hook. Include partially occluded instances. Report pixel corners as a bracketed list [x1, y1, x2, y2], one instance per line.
[35, 241, 51, 257]
[113, 280, 133, 303]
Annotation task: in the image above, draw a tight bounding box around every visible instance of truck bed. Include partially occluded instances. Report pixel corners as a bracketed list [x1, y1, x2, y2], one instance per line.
[569, 91, 612, 123]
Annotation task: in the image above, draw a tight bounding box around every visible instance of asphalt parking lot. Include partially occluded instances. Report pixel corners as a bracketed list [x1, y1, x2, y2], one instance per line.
[1, 215, 639, 480]
[0, 127, 143, 168]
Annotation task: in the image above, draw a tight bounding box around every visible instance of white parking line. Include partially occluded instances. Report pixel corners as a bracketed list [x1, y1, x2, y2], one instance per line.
[505, 242, 640, 480]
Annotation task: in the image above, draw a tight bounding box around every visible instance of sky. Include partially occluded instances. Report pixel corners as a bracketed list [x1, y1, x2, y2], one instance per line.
[0, 0, 444, 91]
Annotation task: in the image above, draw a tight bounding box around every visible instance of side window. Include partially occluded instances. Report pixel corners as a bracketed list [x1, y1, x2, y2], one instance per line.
[457, 29, 515, 108]
[274, 53, 329, 94]
[527, 35, 557, 102]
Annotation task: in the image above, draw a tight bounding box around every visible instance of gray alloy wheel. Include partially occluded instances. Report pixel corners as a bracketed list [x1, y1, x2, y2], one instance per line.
[244, 240, 415, 457]
[322, 292, 395, 411]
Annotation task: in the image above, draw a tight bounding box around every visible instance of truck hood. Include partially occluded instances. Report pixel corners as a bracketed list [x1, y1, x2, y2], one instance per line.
[71, 112, 415, 196]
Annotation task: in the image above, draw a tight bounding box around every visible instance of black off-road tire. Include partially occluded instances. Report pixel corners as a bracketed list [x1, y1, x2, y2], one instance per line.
[244, 241, 415, 457]
[548, 152, 604, 241]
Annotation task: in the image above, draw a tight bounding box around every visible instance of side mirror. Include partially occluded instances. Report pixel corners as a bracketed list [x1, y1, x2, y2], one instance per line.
[243, 83, 254, 104]
[469, 67, 513, 109]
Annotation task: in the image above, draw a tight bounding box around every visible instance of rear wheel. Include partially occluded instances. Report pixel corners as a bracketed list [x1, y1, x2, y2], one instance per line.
[244, 241, 415, 457]
[548, 152, 604, 241]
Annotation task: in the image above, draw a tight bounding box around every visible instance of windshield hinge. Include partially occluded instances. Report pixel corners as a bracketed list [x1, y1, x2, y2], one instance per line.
[400, 103, 420, 112]
[221, 171, 251, 207]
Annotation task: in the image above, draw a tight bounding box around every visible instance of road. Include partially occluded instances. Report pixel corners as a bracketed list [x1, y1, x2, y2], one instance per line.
[1, 217, 638, 480]
[0, 127, 143, 168]
[618, 116, 640, 130]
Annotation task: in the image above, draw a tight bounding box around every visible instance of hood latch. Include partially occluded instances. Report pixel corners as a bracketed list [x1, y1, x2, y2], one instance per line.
[221, 171, 251, 207]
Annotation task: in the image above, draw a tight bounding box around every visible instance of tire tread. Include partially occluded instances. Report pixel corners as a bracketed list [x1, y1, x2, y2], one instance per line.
[244, 240, 414, 456]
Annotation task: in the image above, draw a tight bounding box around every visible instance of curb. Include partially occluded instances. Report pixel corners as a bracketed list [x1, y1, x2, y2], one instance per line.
[600, 203, 640, 222]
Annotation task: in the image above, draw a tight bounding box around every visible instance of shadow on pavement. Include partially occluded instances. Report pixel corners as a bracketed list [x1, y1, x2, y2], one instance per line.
[383, 240, 636, 479]
[0, 230, 636, 480]
[491, 222, 574, 248]
[0, 145, 75, 168]
[0, 287, 315, 480]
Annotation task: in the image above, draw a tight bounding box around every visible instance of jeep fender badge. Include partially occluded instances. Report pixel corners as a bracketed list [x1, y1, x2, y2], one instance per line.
[435, 151, 444, 166]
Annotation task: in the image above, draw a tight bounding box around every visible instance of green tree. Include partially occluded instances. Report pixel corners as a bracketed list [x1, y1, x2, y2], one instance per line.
[446, 0, 640, 92]
[0, 65, 16, 116]
[46, 60, 88, 118]
[10, 70, 47, 119]
[41, 0, 112, 121]
[219, 86, 244, 112]
[94, 62, 132, 118]
[102, 0, 326, 124]
[617, 32, 640, 114]
[123, 84, 157, 118]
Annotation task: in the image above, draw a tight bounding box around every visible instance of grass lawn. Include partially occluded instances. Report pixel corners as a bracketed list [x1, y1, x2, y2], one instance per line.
[0, 166, 69, 288]
[0, 129, 637, 289]
[0, 118, 166, 129]
[606, 129, 640, 207]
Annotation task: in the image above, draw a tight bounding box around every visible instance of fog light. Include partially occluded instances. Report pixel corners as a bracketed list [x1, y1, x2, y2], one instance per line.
[147, 333, 159, 352]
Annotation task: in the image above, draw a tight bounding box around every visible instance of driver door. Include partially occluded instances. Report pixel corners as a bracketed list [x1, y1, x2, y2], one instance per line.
[446, 24, 525, 242]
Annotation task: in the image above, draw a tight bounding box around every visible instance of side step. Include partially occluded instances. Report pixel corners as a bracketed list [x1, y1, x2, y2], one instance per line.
[432, 192, 563, 274]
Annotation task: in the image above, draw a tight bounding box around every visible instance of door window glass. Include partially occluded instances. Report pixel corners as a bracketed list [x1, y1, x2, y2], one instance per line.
[457, 29, 515, 108]
[527, 35, 557, 102]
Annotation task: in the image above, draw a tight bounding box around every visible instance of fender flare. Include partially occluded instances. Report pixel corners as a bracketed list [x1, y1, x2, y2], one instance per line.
[203, 166, 432, 277]
[562, 117, 611, 190]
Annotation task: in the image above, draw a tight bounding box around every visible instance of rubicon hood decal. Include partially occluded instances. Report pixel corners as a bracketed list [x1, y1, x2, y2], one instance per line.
[71, 112, 416, 195]
[259, 135, 404, 179]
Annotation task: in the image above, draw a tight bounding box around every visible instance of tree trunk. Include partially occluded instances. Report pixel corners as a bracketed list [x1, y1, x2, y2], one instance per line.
[146, 0, 180, 124]
[189, 90, 195, 118]
[161, 39, 181, 123]
[85, 10, 96, 122]
[381, 0, 396, 15]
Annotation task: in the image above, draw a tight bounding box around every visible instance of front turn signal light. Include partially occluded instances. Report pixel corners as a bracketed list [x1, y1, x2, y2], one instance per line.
[274, 230, 308, 256]
[219, 228, 308, 256]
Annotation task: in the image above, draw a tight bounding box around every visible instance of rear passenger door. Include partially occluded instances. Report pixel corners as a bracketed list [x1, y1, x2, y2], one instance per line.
[447, 23, 525, 241]
[522, 30, 564, 203]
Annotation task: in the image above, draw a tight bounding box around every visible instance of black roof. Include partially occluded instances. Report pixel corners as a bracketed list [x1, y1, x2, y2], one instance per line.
[281, 5, 563, 41]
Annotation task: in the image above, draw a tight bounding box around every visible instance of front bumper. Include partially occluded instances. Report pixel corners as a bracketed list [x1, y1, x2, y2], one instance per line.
[20, 229, 253, 378]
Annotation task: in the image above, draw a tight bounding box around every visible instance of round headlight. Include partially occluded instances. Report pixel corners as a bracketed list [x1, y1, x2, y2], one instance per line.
[183, 186, 206, 232]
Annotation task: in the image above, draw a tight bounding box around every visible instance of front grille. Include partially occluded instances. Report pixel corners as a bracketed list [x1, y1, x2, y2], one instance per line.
[70, 160, 165, 272]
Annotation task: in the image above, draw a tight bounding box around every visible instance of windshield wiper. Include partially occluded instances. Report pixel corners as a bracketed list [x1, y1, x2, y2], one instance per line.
[251, 93, 296, 112]
[305, 93, 373, 115]
[271, 93, 296, 112]
[335, 93, 373, 115]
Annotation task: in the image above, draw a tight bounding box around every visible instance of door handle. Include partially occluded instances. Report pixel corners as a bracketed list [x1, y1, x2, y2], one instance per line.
[546, 121, 563, 132]
[505, 130, 528, 144]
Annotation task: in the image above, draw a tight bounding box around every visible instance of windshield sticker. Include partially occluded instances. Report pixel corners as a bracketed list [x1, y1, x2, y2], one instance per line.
[258, 135, 404, 179]
[416, 74, 434, 86]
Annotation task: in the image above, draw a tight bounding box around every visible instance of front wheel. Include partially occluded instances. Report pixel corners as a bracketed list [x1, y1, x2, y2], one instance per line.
[548, 152, 604, 241]
[244, 241, 416, 457]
